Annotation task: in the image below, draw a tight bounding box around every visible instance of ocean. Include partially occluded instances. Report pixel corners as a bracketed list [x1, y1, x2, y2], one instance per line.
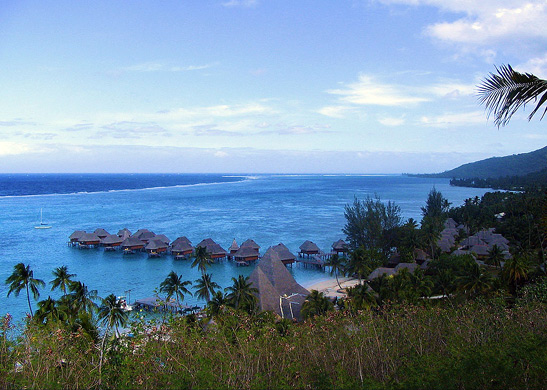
[0, 174, 491, 323]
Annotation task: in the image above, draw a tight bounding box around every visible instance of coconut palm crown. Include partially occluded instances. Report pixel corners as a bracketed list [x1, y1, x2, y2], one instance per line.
[478, 64, 547, 127]
[5, 263, 45, 316]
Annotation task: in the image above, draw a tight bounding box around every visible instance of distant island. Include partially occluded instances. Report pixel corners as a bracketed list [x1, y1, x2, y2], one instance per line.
[409, 145, 547, 190]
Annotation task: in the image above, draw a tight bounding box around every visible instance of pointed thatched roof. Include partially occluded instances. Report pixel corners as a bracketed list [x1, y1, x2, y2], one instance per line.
[271, 243, 296, 263]
[171, 240, 193, 253]
[172, 236, 192, 247]
[229, 239, 240, 253]
[69, 230, 85, 241]
[332, 239, 348, 252]
[94, 228, 110, 238]
[248, 247, 309, 321]
[241, 239, 260, 251]
[299, 240, 320, 253]
[133, 229, 156, 242]
[117, 228, 131, 240]
[197, 238, 227, 256]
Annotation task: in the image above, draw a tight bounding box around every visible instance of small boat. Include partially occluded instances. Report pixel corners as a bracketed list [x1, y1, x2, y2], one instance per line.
[34, 209, 52, 229]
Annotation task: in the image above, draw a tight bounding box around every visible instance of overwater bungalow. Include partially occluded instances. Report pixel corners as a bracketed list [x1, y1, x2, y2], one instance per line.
[331, 239, 348, 256]
[69, 230, 85, 246]
[117, 228, 131, 240]
[100, 234, 123, 251]
[145, 239, 168, 257]
[78, 232, 101, 248]
[299, 240, 320, 257]
[171, 236, 194, 259]
[133, 296, 193, 313]
[228, 239, 239, 257]
[248, 247, 309, 321]
[121, 236, 145, 254]
[133, 229, 156, 243]
[271, 243, 297, 266]
[196, 238, 227, 260]
[94, 228, 110, 239]
[240, 239, 260, 253]
[233, 246, 260, 265]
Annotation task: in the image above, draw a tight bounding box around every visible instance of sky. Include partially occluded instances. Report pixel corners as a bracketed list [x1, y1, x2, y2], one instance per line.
[0, 0, 546, 174]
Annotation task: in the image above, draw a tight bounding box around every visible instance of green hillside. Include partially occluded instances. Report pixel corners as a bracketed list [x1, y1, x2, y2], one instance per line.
[415, 146, 547, 179]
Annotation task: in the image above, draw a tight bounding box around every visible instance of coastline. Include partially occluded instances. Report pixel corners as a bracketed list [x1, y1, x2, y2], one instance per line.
[303, 277, 362, 299]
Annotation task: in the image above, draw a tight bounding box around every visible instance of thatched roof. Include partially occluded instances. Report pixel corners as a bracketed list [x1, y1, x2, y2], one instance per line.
[69, 230, 85, 241]
[171, 240, 193, 253]
[134, 229, 156, 241]
[79, 232, 100, 243]
[332, 239, 348, 252]
[154, 234, 171, 244]
[172, 236, 192, 247]
[394, 262, 419, 273]
[101, 234, 123, 245]
[271, 243, 296, 262]
[241, 239, 260, 251]
[299, 240, 320, 253]
[233, 246, 259, 260]
[229, 239, 239, 252]
[470, 244, 489, 256]
[444, 218, 458, 229]
[146, 239, 168, 251]
[94, 228, 110, 238]
[117, 228, 131, 240]
[248, 247, 309, 321]
[121, 236, 145, 248]
[197, 238, 227, 256]
[367, 267, 396, 281]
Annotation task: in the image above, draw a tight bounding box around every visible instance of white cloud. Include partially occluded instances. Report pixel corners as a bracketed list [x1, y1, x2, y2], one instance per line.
[378, 116, 406, 126]
[0, 141, 32, 156]
[380, 1, 547, 51]
[222, 0, 257, 7]
[123, 62, 217, 72]
[316, 105, 354, 118]
[214, 150, 229, 158]
[327, 74, 429, 106]
[518, 54, 547, 79]
[420, 111, 487, 127]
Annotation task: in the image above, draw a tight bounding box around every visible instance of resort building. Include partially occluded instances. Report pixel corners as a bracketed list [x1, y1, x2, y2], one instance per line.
[271, 243, 297, 266]
[248, 247, 309, 321]
[196, 238, 227, 260]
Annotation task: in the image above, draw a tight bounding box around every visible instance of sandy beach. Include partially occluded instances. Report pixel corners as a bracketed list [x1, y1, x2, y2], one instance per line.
[304, 277, 362, 299]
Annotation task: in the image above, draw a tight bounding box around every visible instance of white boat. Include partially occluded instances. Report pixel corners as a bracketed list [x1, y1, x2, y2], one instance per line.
[34, 209, 51, 229]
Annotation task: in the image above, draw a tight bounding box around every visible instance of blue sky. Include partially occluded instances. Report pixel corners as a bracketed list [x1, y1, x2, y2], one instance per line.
[1, 0, 546, 173]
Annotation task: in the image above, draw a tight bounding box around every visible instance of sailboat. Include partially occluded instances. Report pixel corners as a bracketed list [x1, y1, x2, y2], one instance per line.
[34, 209, 52, 229]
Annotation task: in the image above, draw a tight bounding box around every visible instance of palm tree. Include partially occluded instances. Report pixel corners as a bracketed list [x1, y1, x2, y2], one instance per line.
[192, 246, 213, 275]
[502, 254, 529, 294]
[5, 263, 45, 316]
[35, 296, 65, 325]
[67, 281, 98, 314]
[97, 294, 128, 386]
[225, 275, 258, 313]
[98, 294, 128, 338]
[478, 64, 547, 127]
[194, 273, 220, 303]
[159, 271, 192, 306]
[486, 245, 504, 269]
[207, 290, 227, 316]
[50, 266, 76, 298]
[456, 262, 494, 298]
[301, 290, 334, 320]
[324, 254, 345, 290]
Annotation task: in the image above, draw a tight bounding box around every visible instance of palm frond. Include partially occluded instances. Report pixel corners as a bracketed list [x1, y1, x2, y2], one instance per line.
[477, 64, 547, 127]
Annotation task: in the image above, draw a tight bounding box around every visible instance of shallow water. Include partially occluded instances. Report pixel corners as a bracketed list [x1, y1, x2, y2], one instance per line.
[0, 174, 491, 322]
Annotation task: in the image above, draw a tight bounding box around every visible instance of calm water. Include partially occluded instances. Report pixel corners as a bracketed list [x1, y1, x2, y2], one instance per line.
[0, 174, 491, 322]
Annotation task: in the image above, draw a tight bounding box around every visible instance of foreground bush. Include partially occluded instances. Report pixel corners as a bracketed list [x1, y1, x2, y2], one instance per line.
[2, 301, 547, 389]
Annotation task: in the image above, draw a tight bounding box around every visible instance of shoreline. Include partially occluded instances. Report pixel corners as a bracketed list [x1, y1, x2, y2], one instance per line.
[303, 277, 362, 299]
